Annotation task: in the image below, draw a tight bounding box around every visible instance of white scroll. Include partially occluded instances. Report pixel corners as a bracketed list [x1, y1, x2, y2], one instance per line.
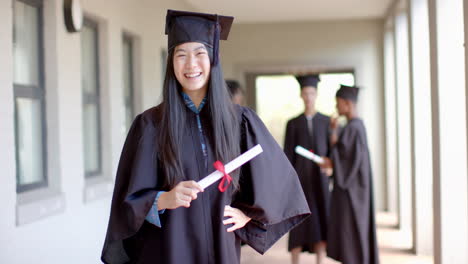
[294, 145, 324, 164]
[198, 144, 263, 189]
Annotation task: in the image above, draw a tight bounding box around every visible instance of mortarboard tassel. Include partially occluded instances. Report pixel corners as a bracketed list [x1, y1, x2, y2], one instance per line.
[213, 15, 220, 66]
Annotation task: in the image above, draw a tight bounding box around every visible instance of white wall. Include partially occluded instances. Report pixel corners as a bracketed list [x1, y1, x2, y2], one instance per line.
[0, 0, 193, 263]
[220, 19, 387, 210]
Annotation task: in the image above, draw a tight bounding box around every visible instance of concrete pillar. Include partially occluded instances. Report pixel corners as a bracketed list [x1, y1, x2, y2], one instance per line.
[428, 0, 468, 262]
[394, 6, 414, 244]
[408, 0, 434, 255]
[383, 22, 399, 215]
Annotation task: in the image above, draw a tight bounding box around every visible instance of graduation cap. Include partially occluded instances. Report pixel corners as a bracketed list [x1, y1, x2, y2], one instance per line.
[165, 9, 234, 66]
[225, 80, 241, 95]
[296, 74, 320, 89]
[336, 84, 359, 102]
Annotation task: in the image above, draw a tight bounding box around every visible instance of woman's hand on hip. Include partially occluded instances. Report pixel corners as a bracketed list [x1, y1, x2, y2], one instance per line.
[223, 205, 251, 232]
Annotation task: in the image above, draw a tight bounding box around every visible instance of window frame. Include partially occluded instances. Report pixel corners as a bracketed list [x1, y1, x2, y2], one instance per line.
[14, 0, 48, 193]
[81, 17, 103, 178]
[122, 33, 135, 129]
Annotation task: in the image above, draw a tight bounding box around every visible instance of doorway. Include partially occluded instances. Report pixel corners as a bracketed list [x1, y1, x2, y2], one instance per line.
[255, 72, 355, 146]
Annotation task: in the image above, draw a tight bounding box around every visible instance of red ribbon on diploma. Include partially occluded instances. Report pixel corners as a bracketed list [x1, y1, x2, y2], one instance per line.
[213, 160, 232, 192]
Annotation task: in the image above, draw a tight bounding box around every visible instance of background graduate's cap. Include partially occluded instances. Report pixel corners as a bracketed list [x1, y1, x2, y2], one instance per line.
[165, 9, 234, 66]
[226, 79, 240, 91]
[336, 84, 359, 102]
[225, 80, 242, 96]
[295, 74, 320, 89]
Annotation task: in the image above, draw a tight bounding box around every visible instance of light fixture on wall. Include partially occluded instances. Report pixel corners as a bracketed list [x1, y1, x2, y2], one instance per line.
[64, 0, 83, 33]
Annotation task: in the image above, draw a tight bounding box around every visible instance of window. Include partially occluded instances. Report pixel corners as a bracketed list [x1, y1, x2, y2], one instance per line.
[81, 18, 102, 178]
[122, 34, 135, 130]
[13, 0, 47, 192]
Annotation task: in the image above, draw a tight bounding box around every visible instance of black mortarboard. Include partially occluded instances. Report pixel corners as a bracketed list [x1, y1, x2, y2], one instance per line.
[165, 9, 234, 66]
[225, 80, 242, 97]
[336, 84, 359, 102]
[296, 75, 320, 89]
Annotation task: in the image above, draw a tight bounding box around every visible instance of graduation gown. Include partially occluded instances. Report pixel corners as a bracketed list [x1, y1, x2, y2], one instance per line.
[101, 104, 310, 264]
[284, 113, 331, 252]
[327, 118, 379, 264]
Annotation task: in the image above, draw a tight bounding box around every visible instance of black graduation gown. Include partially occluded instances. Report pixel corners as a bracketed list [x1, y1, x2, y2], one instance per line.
[327, 118, 379, 264]
[101, 104, 311, 264]
[284, 113, 331, 252]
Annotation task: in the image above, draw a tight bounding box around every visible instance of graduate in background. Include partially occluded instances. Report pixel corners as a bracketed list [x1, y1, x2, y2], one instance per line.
[226, 80, 245, 105]
[284, 75, 331, 264]
[320, 84, 379, 264]
[101, 9, 310, 264]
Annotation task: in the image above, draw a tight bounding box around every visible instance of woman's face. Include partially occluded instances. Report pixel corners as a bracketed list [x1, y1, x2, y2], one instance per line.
[173, 42, 211, 94]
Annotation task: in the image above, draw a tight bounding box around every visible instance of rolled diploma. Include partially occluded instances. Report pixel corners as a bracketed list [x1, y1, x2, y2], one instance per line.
[198, 144, 263, 189]
[294, 145, 325, 164]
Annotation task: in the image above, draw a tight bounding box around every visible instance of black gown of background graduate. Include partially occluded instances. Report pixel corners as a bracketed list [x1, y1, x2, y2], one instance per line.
[327, 118, 379, 264]
[284, 113, 331, 252]
[101, 104, 310, 264]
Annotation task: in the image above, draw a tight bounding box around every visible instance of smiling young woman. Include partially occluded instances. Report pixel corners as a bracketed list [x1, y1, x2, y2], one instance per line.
[173, 42, 211, 104]
[101, 9, 311, 264]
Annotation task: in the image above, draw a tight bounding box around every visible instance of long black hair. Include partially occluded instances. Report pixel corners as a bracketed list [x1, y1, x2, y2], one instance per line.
[158, 45, 240, 190]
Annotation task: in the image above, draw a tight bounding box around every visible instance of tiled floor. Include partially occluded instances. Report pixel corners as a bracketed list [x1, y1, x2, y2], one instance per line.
[240, 212, 433, 264]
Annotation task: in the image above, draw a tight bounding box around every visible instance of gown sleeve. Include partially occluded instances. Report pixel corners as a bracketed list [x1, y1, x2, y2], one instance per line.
[330, 125, 365, 190]
[145, 191, 166, 227]
[283, 119, 296, 165]
[232, 107, 311, 254]
[101, 112, 161, 264]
